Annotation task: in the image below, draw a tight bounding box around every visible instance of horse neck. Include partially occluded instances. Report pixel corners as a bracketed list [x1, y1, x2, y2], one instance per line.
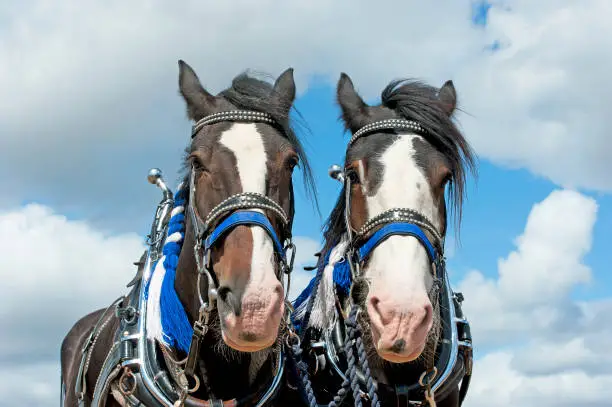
[173, 212, 277, 399]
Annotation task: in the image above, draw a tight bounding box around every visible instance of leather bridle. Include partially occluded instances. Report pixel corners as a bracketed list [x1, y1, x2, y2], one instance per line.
[179, 110, 296, 405]
[74, 110, 299, 407]
[186, 109, 295, 305]
[295, 118, 473, 407]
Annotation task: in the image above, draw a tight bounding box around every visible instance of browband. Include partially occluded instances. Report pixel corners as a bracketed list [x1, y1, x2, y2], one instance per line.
[192, 110, 277, 138]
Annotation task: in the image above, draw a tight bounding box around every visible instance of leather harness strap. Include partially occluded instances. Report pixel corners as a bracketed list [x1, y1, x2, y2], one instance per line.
[75, 296, 124, 407]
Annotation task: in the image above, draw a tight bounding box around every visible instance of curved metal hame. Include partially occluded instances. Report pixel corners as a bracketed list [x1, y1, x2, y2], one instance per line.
[124, 168, 176, 406]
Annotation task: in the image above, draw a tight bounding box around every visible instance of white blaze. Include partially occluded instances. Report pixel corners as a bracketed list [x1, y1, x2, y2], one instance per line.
[364, 134, 438, 304]
[219, 123, 275, 290]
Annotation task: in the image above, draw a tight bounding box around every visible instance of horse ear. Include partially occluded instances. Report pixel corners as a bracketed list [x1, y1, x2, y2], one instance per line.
[178, 60, 216, 120]
[438, 80, 457, 116]
[337, 73, 369, 132]
[272, 68, 296, 111]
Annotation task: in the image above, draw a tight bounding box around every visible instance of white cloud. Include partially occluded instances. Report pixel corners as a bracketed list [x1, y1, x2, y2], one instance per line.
[0, 203, 145, 407]
[0, 362, 58, 407]
[458, 189, 612, 406]
[0, 0, 477, 138]
[467, 351, 612, 407]
[0, 204, 145, 364]
[458, 189, 597, 345]
[0, 0, 477, 224]
[456, 0, 612, 191]
[3, 0, 611, 237]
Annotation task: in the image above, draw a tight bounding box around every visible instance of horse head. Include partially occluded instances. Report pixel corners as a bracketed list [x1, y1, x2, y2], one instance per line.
[333, 73, 475, 364]
[171, 60, 314, 353]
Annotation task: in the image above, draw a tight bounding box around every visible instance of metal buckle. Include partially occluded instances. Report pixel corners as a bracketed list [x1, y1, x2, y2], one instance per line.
[283, 241, 296, 274]
[118, 367, 137, 397]
[419, 367, 438, 407]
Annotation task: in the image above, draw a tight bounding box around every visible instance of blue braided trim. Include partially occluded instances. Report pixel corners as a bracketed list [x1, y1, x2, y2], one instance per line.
[159, 187, 193, 353]
[140, 184, 193, 354]
[293, 276, 317, 311]
[332, 259, 351, 298]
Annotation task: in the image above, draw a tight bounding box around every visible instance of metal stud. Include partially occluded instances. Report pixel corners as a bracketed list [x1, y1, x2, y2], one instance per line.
[348, 119, 427, 146]
[191, 110, 278, 138]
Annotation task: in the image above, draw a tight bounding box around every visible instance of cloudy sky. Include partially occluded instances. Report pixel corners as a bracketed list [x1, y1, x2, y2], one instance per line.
[2, 0, 612, 405]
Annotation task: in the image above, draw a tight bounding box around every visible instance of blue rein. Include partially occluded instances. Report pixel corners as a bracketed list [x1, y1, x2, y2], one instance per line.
[356, 222, 437, 265]
[204, 210, 287, 259]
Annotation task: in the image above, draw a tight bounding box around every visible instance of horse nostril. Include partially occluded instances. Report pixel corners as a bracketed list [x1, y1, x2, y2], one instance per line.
[217, 286, 231, 302]
[369, 296, 381, 314]
[420, 302, 433, 329]
[218, 286, 242, 316]
[273, 282, 284, 298]
[390, 339, 405, 353]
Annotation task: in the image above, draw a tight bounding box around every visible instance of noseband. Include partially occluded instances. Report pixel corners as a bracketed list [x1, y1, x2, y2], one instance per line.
[350, 209, 442, 278]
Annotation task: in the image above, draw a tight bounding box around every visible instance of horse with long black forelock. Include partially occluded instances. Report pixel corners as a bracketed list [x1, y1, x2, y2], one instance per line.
[60, 60, 317, 406]
[287, 73, 477, 407]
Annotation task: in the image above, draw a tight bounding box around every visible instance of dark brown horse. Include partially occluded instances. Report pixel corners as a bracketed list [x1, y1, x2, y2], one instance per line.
[61, 60, 316, 406]
[289, 74, 477, 406]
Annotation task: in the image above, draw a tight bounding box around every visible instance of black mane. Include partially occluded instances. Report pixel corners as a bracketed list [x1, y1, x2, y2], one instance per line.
[321, 79, 477, 257]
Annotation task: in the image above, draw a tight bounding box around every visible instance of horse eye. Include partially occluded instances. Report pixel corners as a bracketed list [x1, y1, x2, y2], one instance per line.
[189, 155, 207, 173]
[286, 156, 299, 170]
[347, 170, 360, 185]
[442, 171, 452, 186]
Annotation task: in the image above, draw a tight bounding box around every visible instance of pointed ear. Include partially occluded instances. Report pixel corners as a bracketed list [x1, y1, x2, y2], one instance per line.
[272, 68, 296, 108]
[178, 60, 216, 120]
[337, 73, 369, 132]
[438, 80, 457, 116]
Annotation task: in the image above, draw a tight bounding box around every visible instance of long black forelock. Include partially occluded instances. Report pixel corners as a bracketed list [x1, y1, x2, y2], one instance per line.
[380, 79, 477, 237]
